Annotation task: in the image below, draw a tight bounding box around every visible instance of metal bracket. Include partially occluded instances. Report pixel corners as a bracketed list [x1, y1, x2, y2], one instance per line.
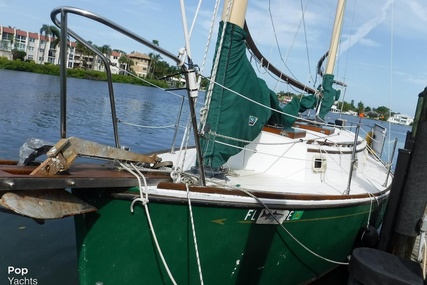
[30, 137, 161, 176]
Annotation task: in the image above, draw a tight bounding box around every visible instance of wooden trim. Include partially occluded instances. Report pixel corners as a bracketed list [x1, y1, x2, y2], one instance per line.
[157, 181, 389, 201]
[293, 122, 335, 135]
[307, 146, 366, 154]
[262, 126, 306, 139]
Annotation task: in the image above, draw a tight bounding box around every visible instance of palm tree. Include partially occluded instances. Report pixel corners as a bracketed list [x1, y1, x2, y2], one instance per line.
[100, 44, 112, 57]
[39, 24, 60, 63]
[118, 55, 134, 74]
[148, 40, 162, 79]
[96, 44, 112, 71]
[75, 40, 95, 70]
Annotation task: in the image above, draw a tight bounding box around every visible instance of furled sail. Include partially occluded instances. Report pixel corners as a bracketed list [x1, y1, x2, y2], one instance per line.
[281, 74, 341, 126]
[200, 21, 282, 169]
[200, 21, 341, 169]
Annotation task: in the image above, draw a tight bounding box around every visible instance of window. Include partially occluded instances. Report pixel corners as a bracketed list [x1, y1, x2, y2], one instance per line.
[312, 157, 327, 173]
[16, 43, 26, 51]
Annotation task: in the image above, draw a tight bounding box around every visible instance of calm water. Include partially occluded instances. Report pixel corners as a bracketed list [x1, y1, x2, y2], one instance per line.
[0, 70, 191, 284]
[0, 70, 411, 284]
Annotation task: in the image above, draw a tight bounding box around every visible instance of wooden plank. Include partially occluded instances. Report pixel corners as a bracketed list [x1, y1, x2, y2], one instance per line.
[293, 122, 335, 135]
[262, 126, 306, 139]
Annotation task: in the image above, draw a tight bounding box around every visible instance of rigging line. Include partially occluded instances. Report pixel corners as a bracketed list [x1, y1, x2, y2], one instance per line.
[120, 162, 178, 285]
[188, 0, 203, 38]
[200, 0, 233, 131]
[116, 63, 205, 107]
[198, 0, 221, 76]
[339, 0, 357, 88]
[268, 0, 285, 64]
[173, 118, 193, 183]
[186, 184, 205, 285]
[387, 0, 394, 163]
[244, 22, 315, 95]
[208, 77, 337, 128]
[236, 187, 349, 266]
[205, 79, 304, 120]
[119, 120, 176, 129]
[299, 0, 312, 79]
[208, 130, 305, 145]
[210, 140, 309, 162]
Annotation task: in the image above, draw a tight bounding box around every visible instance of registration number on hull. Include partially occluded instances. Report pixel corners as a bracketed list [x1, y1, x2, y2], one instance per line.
[244, 209, 304, 224]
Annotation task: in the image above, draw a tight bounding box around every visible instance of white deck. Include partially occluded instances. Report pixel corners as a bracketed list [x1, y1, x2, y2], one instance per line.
[158, 126, 391, 197]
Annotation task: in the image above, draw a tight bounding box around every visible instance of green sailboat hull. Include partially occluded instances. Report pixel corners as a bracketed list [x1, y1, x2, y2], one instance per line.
[74, 188, 387, 284]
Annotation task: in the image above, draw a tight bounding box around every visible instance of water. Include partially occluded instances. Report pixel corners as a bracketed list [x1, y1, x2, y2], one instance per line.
[0, 70, 411, 284]
[0, 70, 190, 284]
[323, 112, 411, 169]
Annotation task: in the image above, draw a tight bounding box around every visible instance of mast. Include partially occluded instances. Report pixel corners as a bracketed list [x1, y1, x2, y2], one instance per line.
[325, 0, 346, 75]
[221, 0, 248, 28]
[315, 0, 346, 120]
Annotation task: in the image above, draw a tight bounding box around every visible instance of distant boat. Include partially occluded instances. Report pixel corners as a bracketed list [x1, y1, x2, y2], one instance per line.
[387, 114, 413, 126]
[330, 105, 340, 113]
[343, 110, 358, 116]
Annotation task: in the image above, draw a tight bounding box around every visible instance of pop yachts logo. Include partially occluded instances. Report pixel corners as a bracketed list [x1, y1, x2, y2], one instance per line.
[7, 266, 38, 285]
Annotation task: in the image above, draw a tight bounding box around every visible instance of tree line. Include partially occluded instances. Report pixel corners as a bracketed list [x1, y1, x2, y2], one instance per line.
[277, 91, 392, 121]
[9, 24, 184, 84]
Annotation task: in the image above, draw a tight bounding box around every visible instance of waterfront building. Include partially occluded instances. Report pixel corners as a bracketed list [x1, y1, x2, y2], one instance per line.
[0, 25, 149, 76]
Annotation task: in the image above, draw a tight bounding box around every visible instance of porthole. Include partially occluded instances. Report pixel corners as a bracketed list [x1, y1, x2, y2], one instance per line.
[313, 157, 327, 172]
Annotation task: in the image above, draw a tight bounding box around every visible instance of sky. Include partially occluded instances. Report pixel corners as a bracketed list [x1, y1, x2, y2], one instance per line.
[1, 0, 426, 116]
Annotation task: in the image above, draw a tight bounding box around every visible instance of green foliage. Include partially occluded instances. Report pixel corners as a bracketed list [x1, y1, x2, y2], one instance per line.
[336, 101, 354, 112]
[373, 106, 390, 121]
[0, 58, 168, 87]
[12, 49, 26, 61]
[357, 101, 364, 115]
[200, 77, 210, 89]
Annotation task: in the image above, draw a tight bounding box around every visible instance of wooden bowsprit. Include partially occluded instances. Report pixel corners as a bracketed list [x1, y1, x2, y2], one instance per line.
[0, 137, 167, 219]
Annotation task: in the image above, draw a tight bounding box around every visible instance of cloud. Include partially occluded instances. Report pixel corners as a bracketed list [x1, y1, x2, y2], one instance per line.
[338, 0, 393, 56]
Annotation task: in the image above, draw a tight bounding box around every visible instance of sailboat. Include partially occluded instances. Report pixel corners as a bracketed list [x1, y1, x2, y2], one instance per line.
[0, 1, 393, 284]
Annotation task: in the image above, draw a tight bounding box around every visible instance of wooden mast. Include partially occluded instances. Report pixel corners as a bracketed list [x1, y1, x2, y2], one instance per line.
[325, 0, 346, 75]
[221, 0, 248, 28]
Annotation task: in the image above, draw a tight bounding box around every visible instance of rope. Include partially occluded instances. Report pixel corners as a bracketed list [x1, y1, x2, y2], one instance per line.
[200, 0, 233, 132]
[235, 186, 350, 266]
[186, 184, 204, 284]
[119, 162, 178, 285]
[171, 117, 193, 183]
[197, 0, 221, 76]
[119, 120, 176, 129]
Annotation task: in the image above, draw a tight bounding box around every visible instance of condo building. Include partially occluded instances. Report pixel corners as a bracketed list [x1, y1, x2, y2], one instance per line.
[0, 25, 151, 77]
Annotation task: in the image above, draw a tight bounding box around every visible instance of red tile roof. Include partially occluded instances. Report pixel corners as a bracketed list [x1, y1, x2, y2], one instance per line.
[3, 27, 14, 34]
[16, 30, 27, 36]
[29, 32, 39, 39]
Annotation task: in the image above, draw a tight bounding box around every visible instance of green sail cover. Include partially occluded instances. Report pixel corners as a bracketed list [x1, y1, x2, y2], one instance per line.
[280, 74, 341, 126]
[318, 74, 341, 118]
[200, 22, 340, 169]
[200, 21, 282, 169]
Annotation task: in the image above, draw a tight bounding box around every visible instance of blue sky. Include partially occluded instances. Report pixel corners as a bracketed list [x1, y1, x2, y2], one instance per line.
[1, 0, 426, 116]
